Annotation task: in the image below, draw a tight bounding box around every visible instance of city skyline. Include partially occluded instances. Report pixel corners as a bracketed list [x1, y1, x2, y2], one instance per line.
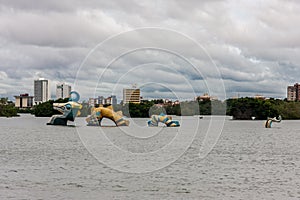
[0, 1, 300, 101]
[11, 78, 300, 103]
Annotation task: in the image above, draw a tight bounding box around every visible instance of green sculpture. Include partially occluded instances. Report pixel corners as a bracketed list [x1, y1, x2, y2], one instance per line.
[47, 91, 82, 126]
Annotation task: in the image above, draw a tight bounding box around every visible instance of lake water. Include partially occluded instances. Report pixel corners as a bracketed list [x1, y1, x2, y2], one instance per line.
[0, 114, 300, 199]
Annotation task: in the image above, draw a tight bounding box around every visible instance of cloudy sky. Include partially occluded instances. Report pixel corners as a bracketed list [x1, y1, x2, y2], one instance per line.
[0, 0, 299, 101]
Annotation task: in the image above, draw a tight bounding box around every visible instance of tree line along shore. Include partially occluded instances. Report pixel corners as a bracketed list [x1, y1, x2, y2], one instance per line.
[1, 97, 300, 120]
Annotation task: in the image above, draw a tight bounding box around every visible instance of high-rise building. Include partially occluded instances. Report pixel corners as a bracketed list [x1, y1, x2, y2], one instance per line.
[34, 78, 50, 104]
[287, 86, 296, 101]
[56, 83, 71, 99]
[123, 88, 140, 104]
[111, 95, 117, 105]
[97, 96, 104, 105]
[14, 93, 34, 108]
[287, 83, 300, 101]
[295, 83, 300, 101]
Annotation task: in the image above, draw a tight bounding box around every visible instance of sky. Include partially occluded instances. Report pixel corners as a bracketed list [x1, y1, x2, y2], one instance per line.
[0, 0, 299, 101]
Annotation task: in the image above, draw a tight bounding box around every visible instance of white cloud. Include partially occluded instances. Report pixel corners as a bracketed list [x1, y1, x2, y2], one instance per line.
[0, 71, 7, 80]
[0, 0, 299, 100]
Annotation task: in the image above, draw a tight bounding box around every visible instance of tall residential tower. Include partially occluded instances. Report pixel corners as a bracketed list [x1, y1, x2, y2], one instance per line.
[123, 87, 140, 104]
[287, 83, 300, 101]
[34, 78, 50, 104]
[56, 83, 71, 99]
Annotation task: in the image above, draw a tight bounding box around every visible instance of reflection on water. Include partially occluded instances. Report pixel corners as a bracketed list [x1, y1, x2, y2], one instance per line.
[0, 114, 299, 199]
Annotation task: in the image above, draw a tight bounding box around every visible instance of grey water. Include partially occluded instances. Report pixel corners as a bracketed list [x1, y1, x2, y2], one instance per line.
[0, 114, 300, 199]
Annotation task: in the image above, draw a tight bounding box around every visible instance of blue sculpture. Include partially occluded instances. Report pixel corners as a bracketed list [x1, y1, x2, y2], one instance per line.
[147, 113, 180, 127]
[47, 91, 82, 126]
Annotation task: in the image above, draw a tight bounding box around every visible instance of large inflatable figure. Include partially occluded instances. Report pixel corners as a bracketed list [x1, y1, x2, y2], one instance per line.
[47, 91, 82, 126]
[265, 115, 282, 128]
[86, 105, 129, 126]
[147, 113, 180, 127]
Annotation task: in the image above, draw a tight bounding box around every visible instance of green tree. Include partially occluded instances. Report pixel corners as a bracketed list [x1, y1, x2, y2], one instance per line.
[32, 98, 69, 117]
[78, 101, 91, 117]
[0, 97, 8, 105]
[227, 98, 280, 120]
[0, 104, 18, 117]
[198, 99, 211, 115]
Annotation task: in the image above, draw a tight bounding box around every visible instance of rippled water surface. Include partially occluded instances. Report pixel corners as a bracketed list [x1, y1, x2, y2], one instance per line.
[0, 114, 300, 199]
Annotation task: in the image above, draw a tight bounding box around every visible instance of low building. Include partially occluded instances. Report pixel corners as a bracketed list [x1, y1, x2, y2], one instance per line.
[14, 93, 34, 109]
[105, 96, 112, 105]
[104, 95, 117, 105]
[254, 94, 266, 100]
[89, 95, 117, 106]
[195, 93, 213, 101]
[88, 98, 97, 107]
[173, 100, 180, 105]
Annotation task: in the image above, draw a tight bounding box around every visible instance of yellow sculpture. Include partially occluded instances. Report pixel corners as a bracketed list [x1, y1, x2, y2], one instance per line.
[86, 105, 129, 126]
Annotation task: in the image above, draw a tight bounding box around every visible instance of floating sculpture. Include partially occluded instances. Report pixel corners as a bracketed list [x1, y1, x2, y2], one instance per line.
[47, 91, 82, 126]
[86, 105, 129, 126]
[265, 115, 282, 128]
[147, 113, 180, 127]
